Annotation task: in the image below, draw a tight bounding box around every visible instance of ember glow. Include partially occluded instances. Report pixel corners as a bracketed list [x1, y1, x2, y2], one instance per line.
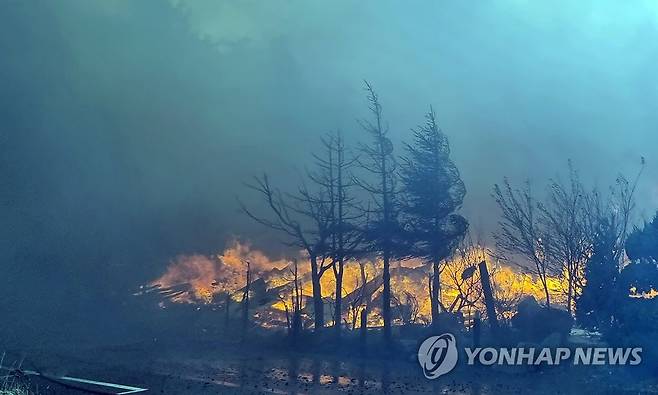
[149, 241, 291, 303]
[146, 241, 568, 328]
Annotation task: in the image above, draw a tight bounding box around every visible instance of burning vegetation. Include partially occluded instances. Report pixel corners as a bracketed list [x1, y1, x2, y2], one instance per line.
[143, 241, 567, 330]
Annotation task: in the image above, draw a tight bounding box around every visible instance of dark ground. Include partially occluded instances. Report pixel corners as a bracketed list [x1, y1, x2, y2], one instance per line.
[4, 335, 657, 395]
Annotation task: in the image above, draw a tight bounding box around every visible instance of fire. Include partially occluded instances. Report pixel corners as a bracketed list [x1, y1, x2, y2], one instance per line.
[629, 287, 658, 299]
[149, 240, 291, 303]
[150, 254, 219, 303]
[145, 241, 569, 328]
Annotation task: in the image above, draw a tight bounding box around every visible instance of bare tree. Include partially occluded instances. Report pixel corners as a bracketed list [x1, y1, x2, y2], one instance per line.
[494, 159, 645, 312]
[493, 179, 555, 307]
[442, 242, 487, 314]
[355, 81, 400, 342]
[347, 261, 371, 330]
[581, 160, 645, 265]
[277, 259, 303, 339]
[603, 158, 645, 260]
[308, 132, 363, 339]
[576, 158, 645, 328]
[241, 261, 251, 340]
[290, 259, 303, 339]
[539, 164, 591, 314]
[240, 175, 333, 330]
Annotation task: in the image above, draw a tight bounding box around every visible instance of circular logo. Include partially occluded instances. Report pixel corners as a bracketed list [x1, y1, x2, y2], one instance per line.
[417, 333, 458, 379]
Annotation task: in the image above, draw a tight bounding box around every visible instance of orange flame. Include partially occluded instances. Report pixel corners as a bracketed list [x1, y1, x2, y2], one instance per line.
[150, 240, 291, 303]
[148, 241, 569, 327]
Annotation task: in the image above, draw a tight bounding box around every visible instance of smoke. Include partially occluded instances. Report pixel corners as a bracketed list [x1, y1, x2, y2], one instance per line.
[169, 0, 658, 226]
[1, 0, 657, 337]
[150, 240, 292, 303]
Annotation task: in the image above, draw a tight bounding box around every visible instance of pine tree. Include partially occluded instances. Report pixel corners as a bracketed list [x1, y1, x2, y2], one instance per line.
[620, 212, 658, 299]
[626, 212, 658, 264]
[399, 108, 468, 324]
[576, 219, 620, 331]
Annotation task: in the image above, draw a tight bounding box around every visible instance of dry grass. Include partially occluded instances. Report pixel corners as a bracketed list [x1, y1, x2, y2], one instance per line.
[0, 353, 30, 395]
[0, 390, 29, 395]
[0, 378, 30, 395]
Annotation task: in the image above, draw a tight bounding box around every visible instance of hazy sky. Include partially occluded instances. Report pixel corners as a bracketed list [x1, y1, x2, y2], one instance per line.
[174, 0, 658, 237]
[170, 0, 658, 227]
[2, 0, 657, 302]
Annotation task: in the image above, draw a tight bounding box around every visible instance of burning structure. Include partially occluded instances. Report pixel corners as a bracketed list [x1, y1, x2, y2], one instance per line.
[140, 241, 567, 330]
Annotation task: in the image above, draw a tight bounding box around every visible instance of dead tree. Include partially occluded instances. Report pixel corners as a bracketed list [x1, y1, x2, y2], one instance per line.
[360, 308, 368, 352]
[538, 164, 592, 314]
[493, 179, 555, 307]
[279, 294, 291, 331]
[276, 259, 303, 339]
[241, 261, 251, 339]
[309, 131, 363, 339]
[478, 260, 499, 332]
[356, 81, 400, 342]
[495, 160, 644, 313]
[359, 260, 370, 316]
[584, 158, 645, 264]
[241, 175, 333, 331]
[290, 259, 302, 341]
[347, 261, 371, 330]
[576, 160, 645, 318]
[443, 242, 486, 314]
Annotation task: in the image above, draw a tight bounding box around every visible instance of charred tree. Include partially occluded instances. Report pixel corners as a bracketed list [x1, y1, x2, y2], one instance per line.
[478, 260, 499, 332]
[241, 175, 333, 331]
[355, 81, 400, 343]
[360, 308, 368, 353]
[290, 259, 303, 342]
[309, 132, 363, 340]
[495, 160, 644, 312]
[493, 180, 554, 307]
[241, 261, 251, 340]
[442, 238, 486, 314]
[538, 164, 593, 314]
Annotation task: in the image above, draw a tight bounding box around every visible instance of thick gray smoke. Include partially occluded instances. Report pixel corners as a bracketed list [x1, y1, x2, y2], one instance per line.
[1, 0, 656, 341]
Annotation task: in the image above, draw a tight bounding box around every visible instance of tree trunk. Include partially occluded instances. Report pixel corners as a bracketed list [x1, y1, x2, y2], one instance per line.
[291, 260, 302, 343]
[241, 262, 251, 341]
[478, 260, 499, 333]
[334, 259, 344, 339]
[291, 295, 301, 344]
[360, 308, 368, 353]
[310, 255, 324, 330]
[566, 278, 573, 315]
[382, 251, 392, 342]
[542, 278, 551, 308]
[431, 260, 441, 325]
[335, 134, 345, 339]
